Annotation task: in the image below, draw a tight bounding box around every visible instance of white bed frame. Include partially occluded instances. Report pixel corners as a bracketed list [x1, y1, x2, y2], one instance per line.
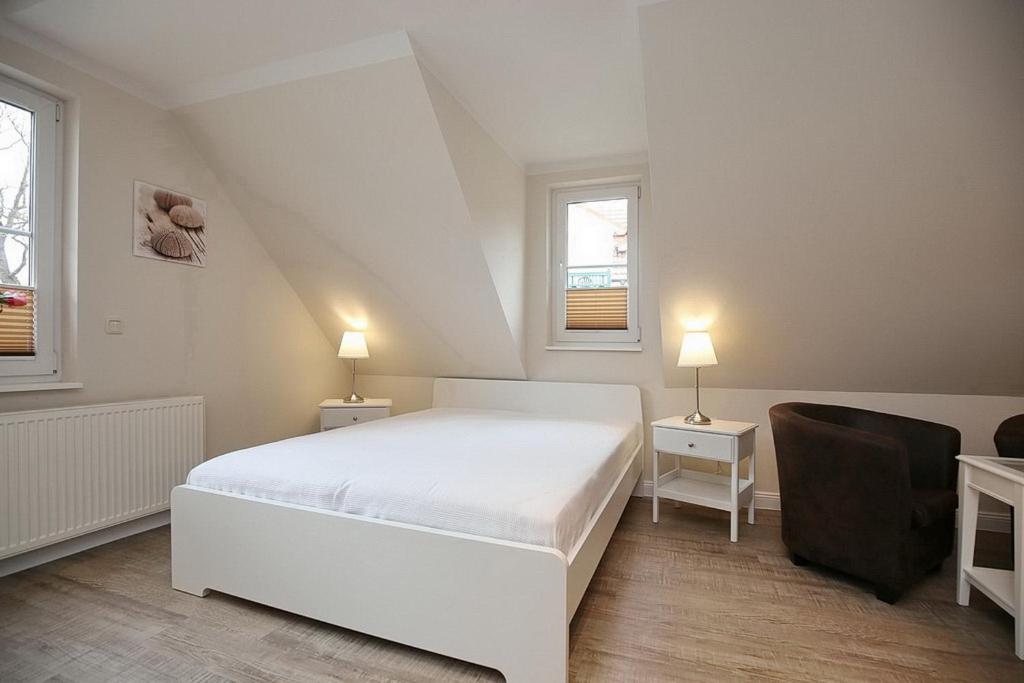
[171, 378, 642, 682]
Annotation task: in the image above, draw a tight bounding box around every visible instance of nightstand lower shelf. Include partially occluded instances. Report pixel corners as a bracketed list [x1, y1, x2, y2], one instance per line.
[962, 567, 1016, 616]
[656, 470, 754, 512]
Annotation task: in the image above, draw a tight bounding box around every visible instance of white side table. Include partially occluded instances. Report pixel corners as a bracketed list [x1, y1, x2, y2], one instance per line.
[651, 417, 758, 542]
[319, 398, 392, 431]
[956, 454, 1024, 659]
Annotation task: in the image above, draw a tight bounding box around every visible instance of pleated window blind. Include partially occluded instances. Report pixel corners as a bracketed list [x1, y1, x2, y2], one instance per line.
[0, 287, 34, 356]
[565, 287, 628, 330]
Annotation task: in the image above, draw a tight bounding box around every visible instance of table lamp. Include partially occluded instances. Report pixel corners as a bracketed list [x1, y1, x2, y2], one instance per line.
[677, 331, 718, 424]
[338, 331, 369, 403]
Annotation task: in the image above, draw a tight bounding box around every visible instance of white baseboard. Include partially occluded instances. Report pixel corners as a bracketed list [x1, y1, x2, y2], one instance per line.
[0, 511, 170, 578]
[751, 491, 781, 511]
[632, 482, 1011, 533]
[962, 510, 1012, 534]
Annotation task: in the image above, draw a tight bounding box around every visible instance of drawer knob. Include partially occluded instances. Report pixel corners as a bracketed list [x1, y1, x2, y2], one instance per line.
[352, 416, 358, 421]
[688, 442, 695, 448]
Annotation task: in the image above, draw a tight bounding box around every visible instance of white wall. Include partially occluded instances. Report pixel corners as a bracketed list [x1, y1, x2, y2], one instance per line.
[0, 37, 346, 457]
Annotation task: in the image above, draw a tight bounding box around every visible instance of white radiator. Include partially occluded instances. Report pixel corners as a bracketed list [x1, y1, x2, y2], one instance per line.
[0, 396, 204, 560]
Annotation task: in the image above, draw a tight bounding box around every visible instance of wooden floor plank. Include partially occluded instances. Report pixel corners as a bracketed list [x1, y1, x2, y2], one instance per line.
[0, 498, 1021, 682]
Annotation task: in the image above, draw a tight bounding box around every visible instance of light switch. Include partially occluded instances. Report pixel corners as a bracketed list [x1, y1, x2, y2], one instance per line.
[105, 318, 123, 335]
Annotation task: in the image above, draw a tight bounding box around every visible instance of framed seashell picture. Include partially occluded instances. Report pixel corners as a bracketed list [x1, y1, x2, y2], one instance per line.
[133, 180, 207, 267]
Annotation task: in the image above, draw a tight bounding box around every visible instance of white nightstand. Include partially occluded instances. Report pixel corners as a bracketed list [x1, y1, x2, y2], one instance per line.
[319, 398, 392, 431]
[651, 417, 758, 542]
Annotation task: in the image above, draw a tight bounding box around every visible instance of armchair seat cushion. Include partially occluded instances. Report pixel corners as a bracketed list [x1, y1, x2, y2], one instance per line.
[910, 489, 957, 528]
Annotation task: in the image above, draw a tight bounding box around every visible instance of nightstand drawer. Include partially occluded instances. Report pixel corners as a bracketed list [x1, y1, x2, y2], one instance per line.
[654, 427, 733, 461]
[321, 407, 389, 430]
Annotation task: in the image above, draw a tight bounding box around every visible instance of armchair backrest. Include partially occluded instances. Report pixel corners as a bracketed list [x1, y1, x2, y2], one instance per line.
[772, 403, 960, 491]
[995, 414, 1024, 459]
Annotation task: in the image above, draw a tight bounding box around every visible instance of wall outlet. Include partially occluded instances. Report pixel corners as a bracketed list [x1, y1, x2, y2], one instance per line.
[105, 318, 123, 335]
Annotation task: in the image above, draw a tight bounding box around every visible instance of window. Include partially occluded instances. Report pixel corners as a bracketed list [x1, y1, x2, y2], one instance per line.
[550, 182, 639, 345]
[0, 74, 62, 381]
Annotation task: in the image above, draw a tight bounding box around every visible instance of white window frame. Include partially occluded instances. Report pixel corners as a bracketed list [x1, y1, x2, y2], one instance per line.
[0, 74, 63, 383]
[549, 182, 640, 346]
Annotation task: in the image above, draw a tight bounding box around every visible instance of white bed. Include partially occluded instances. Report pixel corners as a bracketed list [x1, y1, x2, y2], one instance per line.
[186, 407, 640, 555]
[171, 378, 642, 682]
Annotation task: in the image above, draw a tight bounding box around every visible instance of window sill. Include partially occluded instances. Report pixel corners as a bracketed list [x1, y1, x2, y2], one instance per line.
[0, 381, 84, 394]
[545, 343, 642, 352]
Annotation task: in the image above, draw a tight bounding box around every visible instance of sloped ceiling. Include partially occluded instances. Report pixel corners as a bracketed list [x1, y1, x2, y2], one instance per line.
[1, 0, 647, 168]
[419, 64, 527, 365]
[642, 0, 1024, 396]
[175, 52, 526, 379]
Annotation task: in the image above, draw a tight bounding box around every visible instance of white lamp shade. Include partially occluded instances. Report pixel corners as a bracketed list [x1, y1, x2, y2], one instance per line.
[677, 331, 718, 367]
[338, 331, 369, 359]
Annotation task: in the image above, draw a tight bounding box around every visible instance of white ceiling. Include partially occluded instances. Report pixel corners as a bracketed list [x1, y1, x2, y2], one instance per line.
[0, 0, 651, 169]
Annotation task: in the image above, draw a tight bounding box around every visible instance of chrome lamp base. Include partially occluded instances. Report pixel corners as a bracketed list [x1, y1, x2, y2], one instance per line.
[684, 365, 711, 424]
[344, 358, 364, 403]
[684, 410, 712, 425]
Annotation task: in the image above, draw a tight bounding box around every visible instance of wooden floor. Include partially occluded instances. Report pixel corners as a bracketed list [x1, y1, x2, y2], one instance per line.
[1, 498, 1022, 682]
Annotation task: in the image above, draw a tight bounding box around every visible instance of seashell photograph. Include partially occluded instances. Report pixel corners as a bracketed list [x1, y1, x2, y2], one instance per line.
[150, 229, 194, 258]
[153, 188, 193, 211]
[133, 180, 207, 267]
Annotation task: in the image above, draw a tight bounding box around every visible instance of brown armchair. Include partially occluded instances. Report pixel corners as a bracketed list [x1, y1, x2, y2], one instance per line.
[769, 403, 961, 603]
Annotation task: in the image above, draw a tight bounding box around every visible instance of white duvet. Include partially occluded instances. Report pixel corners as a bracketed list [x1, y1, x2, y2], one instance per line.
[186, 408, 641, 556]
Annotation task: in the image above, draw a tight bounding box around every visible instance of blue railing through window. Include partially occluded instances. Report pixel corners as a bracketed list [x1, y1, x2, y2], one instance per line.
[566, 266, 627, 289]
[567, 269, 612, 288]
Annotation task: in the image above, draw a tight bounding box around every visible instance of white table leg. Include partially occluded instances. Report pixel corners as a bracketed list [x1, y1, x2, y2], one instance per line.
[747, 449, 756, 526]
[1015, 489, 1024, 660]
[957, 476, 979, 606]
[730, 460, 739, 543]
[652, 449, 659, 524]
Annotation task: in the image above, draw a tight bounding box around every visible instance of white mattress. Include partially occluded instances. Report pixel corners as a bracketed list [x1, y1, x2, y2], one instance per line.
[186, 407, 640, 556]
